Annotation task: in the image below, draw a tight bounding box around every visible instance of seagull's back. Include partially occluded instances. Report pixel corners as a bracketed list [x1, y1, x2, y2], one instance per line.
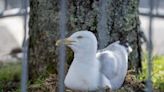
[96, 41, 129, 90]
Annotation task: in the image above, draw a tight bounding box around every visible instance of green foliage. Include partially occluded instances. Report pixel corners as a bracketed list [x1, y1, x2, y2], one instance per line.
[31, 76, 45, 87]
[0, 62, 21, 92]
[138, 55, 164, 91]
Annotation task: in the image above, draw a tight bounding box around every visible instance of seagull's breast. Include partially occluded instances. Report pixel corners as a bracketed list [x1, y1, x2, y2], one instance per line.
[64, 59, 100, 91]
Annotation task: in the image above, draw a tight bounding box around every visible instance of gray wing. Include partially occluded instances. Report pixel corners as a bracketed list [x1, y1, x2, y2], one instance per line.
[96, 41, 129, 89]
[96, 41, 120, 79]
[96, 50, 118, 79]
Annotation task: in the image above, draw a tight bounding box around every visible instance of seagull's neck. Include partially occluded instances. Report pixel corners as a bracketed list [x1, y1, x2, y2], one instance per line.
[74, 50, 97, 63]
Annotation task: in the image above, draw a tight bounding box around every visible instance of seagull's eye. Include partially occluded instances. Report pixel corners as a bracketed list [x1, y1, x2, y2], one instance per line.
[77, 36, 83, 39]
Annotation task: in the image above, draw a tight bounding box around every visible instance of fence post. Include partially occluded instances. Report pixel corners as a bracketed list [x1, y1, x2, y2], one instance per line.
[21, 0, 28, 92]
[147, 0, 154, 92]
[58, 0, 67, 91]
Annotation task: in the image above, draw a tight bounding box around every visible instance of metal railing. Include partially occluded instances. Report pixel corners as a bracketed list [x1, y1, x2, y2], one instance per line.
[21, 0, 28, 92]
[58, 0, 67, 91]
[146, 0, 154, 91]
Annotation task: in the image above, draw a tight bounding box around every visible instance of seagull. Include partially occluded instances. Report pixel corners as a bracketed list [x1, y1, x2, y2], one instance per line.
[56, 30, 132, 91]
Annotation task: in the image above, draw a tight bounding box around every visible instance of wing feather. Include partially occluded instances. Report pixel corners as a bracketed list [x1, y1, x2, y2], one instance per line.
[96, 41, 128, 89]
[96, 51, 118, 79]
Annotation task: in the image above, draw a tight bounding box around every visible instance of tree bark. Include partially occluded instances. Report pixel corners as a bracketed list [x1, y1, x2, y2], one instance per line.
[29, 0, 142, 90]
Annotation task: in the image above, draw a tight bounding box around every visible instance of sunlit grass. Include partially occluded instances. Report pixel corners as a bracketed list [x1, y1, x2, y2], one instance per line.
[138, 55, 164, 91]
[0, 62, 21, 92]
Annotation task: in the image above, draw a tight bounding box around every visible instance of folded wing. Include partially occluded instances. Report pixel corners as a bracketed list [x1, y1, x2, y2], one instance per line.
[96, 41, 129, 90]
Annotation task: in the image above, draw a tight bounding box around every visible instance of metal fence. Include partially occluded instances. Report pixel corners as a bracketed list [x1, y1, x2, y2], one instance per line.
[0, 0, 161, 92]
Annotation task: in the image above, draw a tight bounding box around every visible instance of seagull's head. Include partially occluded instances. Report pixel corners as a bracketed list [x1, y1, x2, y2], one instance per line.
[56, 30, 97, 53]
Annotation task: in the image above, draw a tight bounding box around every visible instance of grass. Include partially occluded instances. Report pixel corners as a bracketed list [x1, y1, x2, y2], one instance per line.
[0, 62, 21, 92]
[138, 55, 164, 91]
[0, 56, 163, 91]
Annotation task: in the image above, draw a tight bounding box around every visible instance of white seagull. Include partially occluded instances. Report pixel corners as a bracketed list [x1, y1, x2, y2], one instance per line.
[56, 30, 132, 91]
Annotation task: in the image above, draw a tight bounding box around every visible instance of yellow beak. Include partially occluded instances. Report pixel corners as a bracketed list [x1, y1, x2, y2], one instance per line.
[56, 38, 75, 46]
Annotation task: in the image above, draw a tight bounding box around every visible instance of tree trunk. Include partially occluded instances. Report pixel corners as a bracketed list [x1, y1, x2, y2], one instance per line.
[29, 0, 142, 90]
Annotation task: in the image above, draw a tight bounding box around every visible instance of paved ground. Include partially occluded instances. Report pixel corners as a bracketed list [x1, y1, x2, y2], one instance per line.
[140, 15, 164, 55]
[0, 16, 24, 62]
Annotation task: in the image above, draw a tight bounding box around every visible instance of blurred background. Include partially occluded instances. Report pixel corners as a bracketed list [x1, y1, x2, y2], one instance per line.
[0, 0, 28, 91]
[0, 0, 163, 91]
[139, 0, 164, 55]
[0, 0, 29, 62]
